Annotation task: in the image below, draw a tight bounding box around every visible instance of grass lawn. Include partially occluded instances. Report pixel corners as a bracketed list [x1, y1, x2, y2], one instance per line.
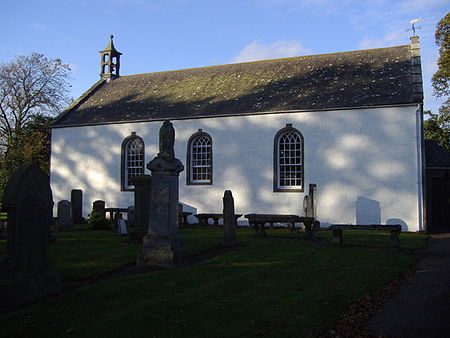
[0, 227, 428, 337]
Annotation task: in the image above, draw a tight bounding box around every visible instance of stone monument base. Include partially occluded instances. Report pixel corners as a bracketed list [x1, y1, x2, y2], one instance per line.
[137, 234, 185, 268]
[129, 230, 146, 244]
[0, 268, 63, 305]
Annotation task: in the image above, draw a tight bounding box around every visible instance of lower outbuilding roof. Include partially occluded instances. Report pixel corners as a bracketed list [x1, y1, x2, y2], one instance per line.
[425, 140, 450, 168]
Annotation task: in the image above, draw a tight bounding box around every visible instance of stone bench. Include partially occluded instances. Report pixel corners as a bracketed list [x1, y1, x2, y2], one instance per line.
[244, 214, 316, 239]
[179, 212, 193, 226]
[329, 224, 402, 248]
[194, 213, 242, 226]
[104, 208, 128, 223]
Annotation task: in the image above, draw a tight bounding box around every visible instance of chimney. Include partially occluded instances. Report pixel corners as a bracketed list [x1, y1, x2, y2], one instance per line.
[410, 36, 423, 102]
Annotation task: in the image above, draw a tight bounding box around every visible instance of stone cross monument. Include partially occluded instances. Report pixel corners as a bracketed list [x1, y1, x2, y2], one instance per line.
[137, 121, 185, 268]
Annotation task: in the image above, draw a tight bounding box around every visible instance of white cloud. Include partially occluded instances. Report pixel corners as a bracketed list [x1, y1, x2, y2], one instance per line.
[358, 30, 406, 49]
[395, 0, 450, 13]
[230, 40, 312, 63]
[31, 23, 49, 31]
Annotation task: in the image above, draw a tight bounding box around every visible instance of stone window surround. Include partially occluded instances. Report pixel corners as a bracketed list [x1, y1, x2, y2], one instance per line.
[121, 132, 145, 191]
[186, 129, 213, 185]
[273, 123, 304, 192]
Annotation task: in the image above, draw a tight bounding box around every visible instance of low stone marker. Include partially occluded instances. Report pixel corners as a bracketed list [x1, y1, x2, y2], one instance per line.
[0, 164, 62, 305]
[131, 175, 152, 243]
[92, 200, 106, 225]
[93, 200, 106, 213]
[223, 190, 237, 247]
[303, 183, 320, 236]
[57, 200, 72, 231]
[127, 205, 135, 228]
[137, 121, 185, 268]
[71, 189, 83, 224]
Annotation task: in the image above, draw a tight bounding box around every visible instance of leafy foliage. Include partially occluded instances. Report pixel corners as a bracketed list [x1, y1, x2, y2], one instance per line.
[424, 109, 450, 150]
[427, 12, 450, 149]
[432, 12, 450, 97]
[0, 114, 53, 193]
[87, 210, 111, 230]
[0, 53, 71, 196]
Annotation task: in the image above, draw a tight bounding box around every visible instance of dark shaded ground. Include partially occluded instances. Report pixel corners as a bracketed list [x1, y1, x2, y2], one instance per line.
[364, 233, 450, 337]
[314, 233, 450, 337]
[65, 242, 246, 289]
[0, 242, 245, 315]
[4, 232, 448, 338]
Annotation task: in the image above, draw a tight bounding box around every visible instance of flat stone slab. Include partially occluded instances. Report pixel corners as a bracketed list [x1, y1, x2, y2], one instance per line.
[245, 214, 316, 238]
[329, 224, 402, 248]
[194, 213, 242, 226]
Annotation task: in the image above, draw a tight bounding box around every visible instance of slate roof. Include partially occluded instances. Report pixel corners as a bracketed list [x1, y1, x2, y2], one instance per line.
[425, 139, 450, 168]
[53, 44, 421, 127]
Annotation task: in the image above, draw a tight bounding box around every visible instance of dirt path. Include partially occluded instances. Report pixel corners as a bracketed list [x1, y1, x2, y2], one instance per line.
[364, 233, 450, 337]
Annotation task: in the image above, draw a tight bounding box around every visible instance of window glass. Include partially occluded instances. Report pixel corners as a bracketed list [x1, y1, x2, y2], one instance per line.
[122, 135, 144, 190]
[275, 126, 303, 191]
[188, 131, 212, 184]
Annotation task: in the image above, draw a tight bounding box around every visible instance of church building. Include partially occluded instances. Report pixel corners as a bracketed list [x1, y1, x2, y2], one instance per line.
[51, 35, 425, 231]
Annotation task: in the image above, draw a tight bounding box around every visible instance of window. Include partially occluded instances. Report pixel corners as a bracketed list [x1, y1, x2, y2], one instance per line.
[121, 132, 145, 191]
[187, 129, 212, 185]
[274, 124, 304, 192]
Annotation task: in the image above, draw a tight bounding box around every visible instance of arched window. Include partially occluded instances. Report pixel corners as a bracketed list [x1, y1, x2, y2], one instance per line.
[121, 132, 145, 191]
[187, 129, 213, 185]
[274, 124, 304, 192]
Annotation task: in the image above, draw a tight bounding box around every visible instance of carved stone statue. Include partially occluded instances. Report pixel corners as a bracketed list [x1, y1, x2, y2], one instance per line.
[158, 120, 175, 160]
[147, 120, 184, 174]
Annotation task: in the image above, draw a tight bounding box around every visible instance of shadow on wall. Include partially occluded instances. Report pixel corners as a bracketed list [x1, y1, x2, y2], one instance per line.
[52, 57, 418, 223]
[356, 196, 381, 224]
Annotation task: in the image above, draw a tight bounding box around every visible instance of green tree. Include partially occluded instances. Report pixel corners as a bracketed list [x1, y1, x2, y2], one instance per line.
[432, 12, 450, 97]
[426, 12, 450, 150]
[424, 110, 450, 150]
[0, 53, 71, 195]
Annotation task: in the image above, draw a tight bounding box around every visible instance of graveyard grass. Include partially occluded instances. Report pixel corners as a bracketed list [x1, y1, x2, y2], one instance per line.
[0, 228, 427, 337]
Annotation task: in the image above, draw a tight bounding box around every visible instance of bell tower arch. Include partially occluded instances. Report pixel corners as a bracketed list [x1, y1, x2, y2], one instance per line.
[99, 35, 122, 81]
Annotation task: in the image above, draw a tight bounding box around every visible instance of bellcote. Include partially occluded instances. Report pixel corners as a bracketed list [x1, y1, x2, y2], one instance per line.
[99, 35, 122, 81]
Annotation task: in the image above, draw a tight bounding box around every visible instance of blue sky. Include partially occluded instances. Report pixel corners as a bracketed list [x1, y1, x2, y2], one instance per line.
[2, 0, 449, 113]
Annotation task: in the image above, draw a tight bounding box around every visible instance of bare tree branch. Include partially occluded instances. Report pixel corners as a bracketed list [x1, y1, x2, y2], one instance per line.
[0, 53, 71, 152]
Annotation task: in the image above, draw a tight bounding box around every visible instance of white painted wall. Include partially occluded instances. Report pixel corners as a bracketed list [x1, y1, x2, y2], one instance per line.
[50, 105, 423, 231]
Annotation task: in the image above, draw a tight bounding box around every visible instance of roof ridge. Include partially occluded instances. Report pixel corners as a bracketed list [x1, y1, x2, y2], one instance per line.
[121, 44, 409, 79]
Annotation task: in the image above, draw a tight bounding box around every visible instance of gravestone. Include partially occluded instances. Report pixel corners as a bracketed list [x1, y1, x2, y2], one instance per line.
[92, 200, 106, 221]
[131, 175, 152, 243]
[223, 190, 237, 247]
[93, 200, 106, 213]
[0, 164, 62, 305]
[303, 183, 320, 231]
[57, 200, 72, 231]
[137, 121, 185, 268]
[127, 206, 135, 228]
[71, 189, 83, 224]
